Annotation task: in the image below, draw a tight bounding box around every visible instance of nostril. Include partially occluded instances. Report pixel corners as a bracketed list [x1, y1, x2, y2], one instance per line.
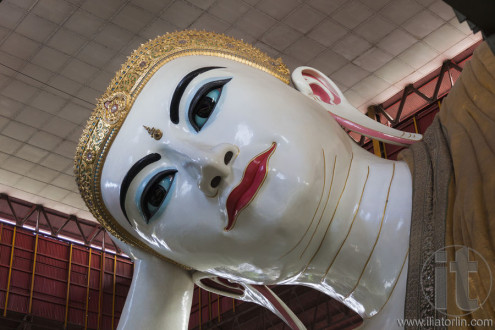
[224, 151, 234, 165]
[211, 176, 221, 188]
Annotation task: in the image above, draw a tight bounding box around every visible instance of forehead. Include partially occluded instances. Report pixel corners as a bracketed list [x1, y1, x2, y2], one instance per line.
[147, 55, 277, 88]
[124, 55, 286, 122]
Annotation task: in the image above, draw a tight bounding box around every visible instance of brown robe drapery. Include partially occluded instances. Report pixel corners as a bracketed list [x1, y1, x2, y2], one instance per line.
[400, 41, 495, 329]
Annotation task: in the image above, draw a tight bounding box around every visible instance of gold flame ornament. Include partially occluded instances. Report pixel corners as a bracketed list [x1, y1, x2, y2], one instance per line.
[73, 30, 290, 267]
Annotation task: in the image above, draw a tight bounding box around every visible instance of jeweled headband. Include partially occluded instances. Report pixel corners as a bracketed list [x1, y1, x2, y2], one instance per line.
[74, 30, 290, 268]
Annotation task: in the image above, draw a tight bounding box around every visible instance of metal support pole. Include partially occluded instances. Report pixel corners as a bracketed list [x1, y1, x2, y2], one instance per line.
[111, 254, 117, 330]
[413, 116, 419, 134]
[232, 298, 235, 313]
[64, 243, 73, 328]
[367, 106, 383, 158]
[97, 250, 105, 329]
[3, 226, 16, 317]
[28, 233, 39, 313]
[217, 295, 221, 322]
[85, 248, 92, 330]
[208, 292, 212, 321]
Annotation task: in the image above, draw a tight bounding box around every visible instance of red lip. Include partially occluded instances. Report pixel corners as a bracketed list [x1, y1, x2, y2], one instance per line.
[225, 143, 277, 231]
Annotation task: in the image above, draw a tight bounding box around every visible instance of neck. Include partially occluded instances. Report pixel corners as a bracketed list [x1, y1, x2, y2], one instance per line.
[286, 144, 412, 319]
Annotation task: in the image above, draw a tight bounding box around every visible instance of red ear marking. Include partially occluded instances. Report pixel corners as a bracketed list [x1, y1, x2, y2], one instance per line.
[309, 82, 330, 103]
[302, 73, 341, 105]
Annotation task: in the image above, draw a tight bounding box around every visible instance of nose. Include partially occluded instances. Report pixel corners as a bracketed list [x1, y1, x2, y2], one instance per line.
[198, 144, 238, 197]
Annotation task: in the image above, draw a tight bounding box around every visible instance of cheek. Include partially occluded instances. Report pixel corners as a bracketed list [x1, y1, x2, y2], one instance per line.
[148, 179, 226, 251]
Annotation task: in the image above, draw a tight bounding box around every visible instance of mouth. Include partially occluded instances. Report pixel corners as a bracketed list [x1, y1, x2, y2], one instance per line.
[225, 142, 277, 231]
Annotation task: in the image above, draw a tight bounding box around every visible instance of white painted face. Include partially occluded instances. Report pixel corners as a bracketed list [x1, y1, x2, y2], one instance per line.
[101, 55, 353, 282]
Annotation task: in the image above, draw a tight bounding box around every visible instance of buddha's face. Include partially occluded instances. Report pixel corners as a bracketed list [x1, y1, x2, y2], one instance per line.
[101, 55, 353, 282]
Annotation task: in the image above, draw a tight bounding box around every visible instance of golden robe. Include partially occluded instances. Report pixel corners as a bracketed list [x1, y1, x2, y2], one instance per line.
[400, 41, 495, 329]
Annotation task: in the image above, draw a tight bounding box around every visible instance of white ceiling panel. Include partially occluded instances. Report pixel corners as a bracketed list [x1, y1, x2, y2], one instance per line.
[209, 0, 250, 24]
[353, 47, 393, 72]
[283, 4, 325, 34]
[40, 153, 72, 172]
[308, 18, 348, 47]
[0, 0, 482, 221]
[256, 0, 302, 20]
[27, 130, 62, 150]
[331, 63, 370, 89]
[16, 13, 58, 42]
[161, 1, 203, 29]
[375, 58, 415, 84]
[333, 1, 373, 30]
[2, 120, 37, 141]
[16, 144, 49, 163]
[2, 155, 36, 175]
[15, 175, 47, 194]
[333, 33, 371, 61]
[39, 184, 70, 201]
[26, 164, 59, 183]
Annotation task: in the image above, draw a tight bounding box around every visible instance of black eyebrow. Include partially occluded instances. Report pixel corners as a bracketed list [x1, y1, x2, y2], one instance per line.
[170, 66, 224, 124]
[120, 153, 161, 224]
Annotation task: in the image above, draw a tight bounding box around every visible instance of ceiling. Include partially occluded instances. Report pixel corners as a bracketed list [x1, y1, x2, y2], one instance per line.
[0, 0, 481, 222]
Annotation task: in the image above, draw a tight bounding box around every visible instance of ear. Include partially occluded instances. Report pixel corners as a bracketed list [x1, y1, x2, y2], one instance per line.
[292, 66, 422, 146]
[193, 272, 306, 330]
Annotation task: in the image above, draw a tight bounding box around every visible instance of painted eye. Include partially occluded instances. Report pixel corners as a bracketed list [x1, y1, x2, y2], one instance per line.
[140, 170, 176, 222]
[189, 78, 231, 132]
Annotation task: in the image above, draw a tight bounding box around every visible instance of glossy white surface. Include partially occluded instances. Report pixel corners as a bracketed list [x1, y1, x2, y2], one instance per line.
[193, 272, 306, 329]
[102, 56, 340, 280]
[100, 56, 413, 329]
[111, 235, 194, 330]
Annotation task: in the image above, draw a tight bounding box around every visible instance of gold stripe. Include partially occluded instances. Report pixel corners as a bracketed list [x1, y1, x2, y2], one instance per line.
[346, 163, 395, 297]
[366, 250, 409, 318]
[300, 154, 337, 259]
[372, 140, 381, 157]
[412, 116, 419, 134]
[281, 148, 326, 258]
[28, 232, 39, 313]
[321, 166, 370, 281]
[303, 153, 353, 271]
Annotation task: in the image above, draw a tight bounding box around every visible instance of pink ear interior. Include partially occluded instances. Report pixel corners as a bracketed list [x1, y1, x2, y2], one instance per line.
[302, 72, 341, 105]
[298, 69, 417, 146]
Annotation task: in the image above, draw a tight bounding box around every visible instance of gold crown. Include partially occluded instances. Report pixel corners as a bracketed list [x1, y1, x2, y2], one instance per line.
[74, 30, 290, 268]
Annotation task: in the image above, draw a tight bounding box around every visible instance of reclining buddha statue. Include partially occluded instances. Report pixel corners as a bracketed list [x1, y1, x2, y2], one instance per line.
[74, 28, 494, 329]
